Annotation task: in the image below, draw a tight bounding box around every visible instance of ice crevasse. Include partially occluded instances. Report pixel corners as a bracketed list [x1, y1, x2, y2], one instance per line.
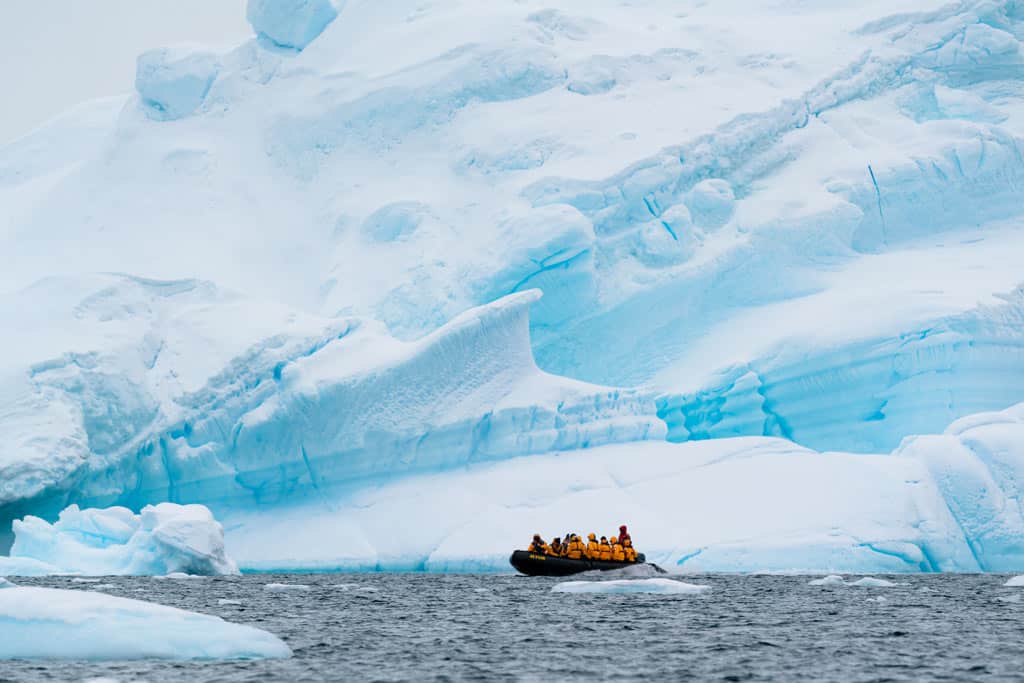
[1, 0, 1024, 572]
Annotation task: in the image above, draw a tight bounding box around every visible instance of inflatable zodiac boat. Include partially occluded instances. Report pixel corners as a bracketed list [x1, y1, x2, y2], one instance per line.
[509, 550, 664, 577]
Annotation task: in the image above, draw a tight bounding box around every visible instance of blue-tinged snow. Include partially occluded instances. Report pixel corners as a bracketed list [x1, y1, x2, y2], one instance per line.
[0, 582, 290, 660]
[135, 48, 221, 120]
[247, 0, 339, 51]
[1, 0, 1024, 571]
[0, 503, 238, 576]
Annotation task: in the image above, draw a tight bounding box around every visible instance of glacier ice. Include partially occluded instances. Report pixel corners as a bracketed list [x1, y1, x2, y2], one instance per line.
[2, 0, 1024, 572]
[1004, 576, 1024, 587]
[135, 47, 220, 120]
[551, 578, 709, 595]
[0, 503, 238, 576]
[220, 403, 1024, 573]
[247, 0, 340, 51]
[0, 585, 290, 660]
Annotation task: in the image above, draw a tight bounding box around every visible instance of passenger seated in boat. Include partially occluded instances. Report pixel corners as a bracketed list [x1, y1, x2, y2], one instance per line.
[618, 525, 631, 546]
[623, 538, 637, 562]
[586, 532, 600, 559]
[528, 534, 550, 555]
[610, 536, 625, 562]
[549, 537, 563, 556]
[598, 536, 612, 561]
[566, 534, 586, 559]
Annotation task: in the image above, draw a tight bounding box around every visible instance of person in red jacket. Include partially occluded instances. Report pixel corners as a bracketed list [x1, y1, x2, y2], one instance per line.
[618, 525, 631, 546]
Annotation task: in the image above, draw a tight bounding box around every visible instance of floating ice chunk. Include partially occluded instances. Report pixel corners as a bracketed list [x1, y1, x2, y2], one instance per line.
[135, 47, 220, 120]
[866, 596, 888, 603]
[552, 578, 709, 594]
[998, 593, 1022, 603]
[0, 578, 14, 589]
[247, 0, 340, 51]
[7, 503, 239, 576]
[808, 574, 847, 586]
[0, 586, 290, 660]
[264, 583, 311, 592]
[1004, 576, 1024, 587]
[849, 577, 903, 588]
[218, 598, 243, 605]
[809, 575, 903, 587]
[158, 572, 204, 580]
[72, 578, 102, 584]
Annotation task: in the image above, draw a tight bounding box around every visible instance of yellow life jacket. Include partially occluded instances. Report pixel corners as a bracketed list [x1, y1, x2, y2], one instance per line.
[586, 540, 601, 558]
[529, 541, 549, 554]
[598, 542, 612, 561]
[566, 538, 584, 559]
[611, 542, 625, 562]
[624, 545, 637, 562]
[549, 542, 562, 556]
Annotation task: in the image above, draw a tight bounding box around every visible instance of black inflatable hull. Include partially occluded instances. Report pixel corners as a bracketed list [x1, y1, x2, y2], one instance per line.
[509, 550, 653, 576]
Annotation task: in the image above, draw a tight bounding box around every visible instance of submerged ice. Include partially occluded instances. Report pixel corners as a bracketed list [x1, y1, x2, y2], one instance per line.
[2, 0, 1024, 573]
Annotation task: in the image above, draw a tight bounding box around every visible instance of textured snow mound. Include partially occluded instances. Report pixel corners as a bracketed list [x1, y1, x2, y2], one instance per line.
[135, 47, 220, 120]
[0, 503, 238, 576]
[0, 586, 290, 660]
[552, 578, 709, 595]
[247, 0, 339, 50]
[1005, 576, 1024, 587]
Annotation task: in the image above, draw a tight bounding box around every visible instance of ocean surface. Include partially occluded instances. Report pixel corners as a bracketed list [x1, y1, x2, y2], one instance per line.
[4, 572, 1024, 681]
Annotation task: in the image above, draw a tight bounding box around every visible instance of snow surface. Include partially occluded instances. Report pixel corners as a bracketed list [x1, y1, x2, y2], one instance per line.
[552, 578, 709, 595]
[0, 586, 290, 660]
[0, 503, 238, 576]
[2, 0, 1024, 571]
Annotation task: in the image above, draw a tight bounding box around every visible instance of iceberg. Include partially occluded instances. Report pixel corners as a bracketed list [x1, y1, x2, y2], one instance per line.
[2, 0, 1024, 573]
[1005, 576, 1024, 587]
[0, 584, 291, 660]
[552, 578, 709, 595]
[0, 503, 238, 576]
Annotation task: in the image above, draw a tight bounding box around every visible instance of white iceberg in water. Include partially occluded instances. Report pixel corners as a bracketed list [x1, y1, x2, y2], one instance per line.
[1005, 576, 1024, 587]
[809, 575, 903, 588]
[552, 578, 709, 595]
[0, 503, 239, 576]
[0, 585, 290, 660]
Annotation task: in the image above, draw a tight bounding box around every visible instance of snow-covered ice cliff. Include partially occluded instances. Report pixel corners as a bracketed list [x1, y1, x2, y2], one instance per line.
[2, 0, 1023, 570]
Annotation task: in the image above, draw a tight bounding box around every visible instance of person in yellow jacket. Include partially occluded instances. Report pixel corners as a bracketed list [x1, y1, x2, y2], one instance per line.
[598, 536, 612, 561]
[565, 534, 586, 559]
[610, 536, 626, 562]
[623, 538, 637, 562]
[586, 533, 601, 559]
[528, 534, 550, 555]
[549, 537, 563, 556]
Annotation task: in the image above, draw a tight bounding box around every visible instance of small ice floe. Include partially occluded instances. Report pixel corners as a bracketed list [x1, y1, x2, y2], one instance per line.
[866, 596, 888, 603]
[581, 564, 664, 580]
[998, 593, 1022, 603]
[217, 598, 243, 606]
[72, 578, 102, 584]
[264, 583, 310, 592]
[91, 584, 117, 590]
[0, 585, 290, 660]
[1004, 576, 1024, 587]
[808, 575, 903, 588]
[552, 578, 709, 595]
[808, 575, 846, 586]
[154, 572, 204, 580]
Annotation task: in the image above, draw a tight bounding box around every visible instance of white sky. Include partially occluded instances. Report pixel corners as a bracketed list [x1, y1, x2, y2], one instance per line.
[0, 0, 250, 145]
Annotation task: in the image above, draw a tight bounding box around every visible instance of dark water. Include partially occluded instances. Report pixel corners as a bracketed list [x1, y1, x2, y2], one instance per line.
[4, 573, 1024, 682]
